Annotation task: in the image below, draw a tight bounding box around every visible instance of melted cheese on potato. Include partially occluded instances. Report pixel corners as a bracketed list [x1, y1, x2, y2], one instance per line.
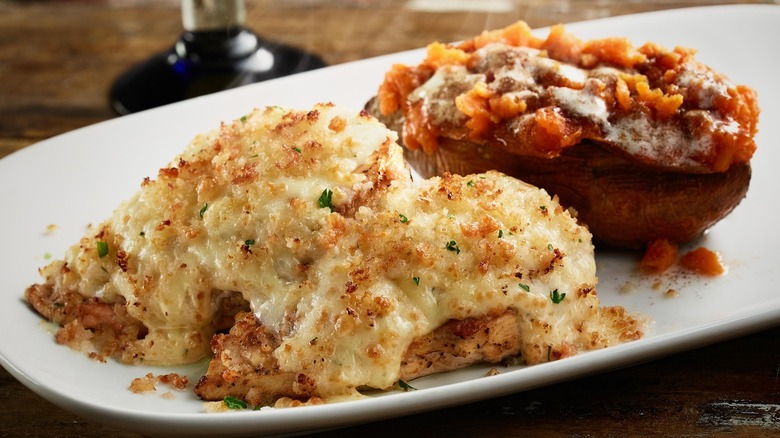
[35, 103, 642, 398]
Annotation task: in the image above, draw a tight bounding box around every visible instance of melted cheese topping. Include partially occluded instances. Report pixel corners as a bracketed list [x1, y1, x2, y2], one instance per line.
[35, 104, 643, 399]
[418, 43, 748, 171]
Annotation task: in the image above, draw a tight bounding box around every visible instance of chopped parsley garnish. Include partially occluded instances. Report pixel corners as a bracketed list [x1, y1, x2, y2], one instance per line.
[399, 213, 408, 223]
[519, 283, 530, 292]
[445, 240, 460, 254]
[412, 276, 420, 286]
[139, 231, 146, 237]
[293, 147, 302, 154]
[318, 188, 334, 212]
[240, 115, 248, 124]
[199, 203, 209, 219]
[549, 289, 566, 304]
[540, 205, 547, 212]
[96, 241, 109, 258]
[244, 239, 256, 246]
[498, 230, 503, 238]
[467, 180, 475, 187]
[547, 243, 554, 251]
[223, 396, 248, 410]
[398, 379, 417, 391]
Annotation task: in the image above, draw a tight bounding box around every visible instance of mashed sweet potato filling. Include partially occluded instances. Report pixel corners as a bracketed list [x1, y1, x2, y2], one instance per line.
[378, 21, 759, 173]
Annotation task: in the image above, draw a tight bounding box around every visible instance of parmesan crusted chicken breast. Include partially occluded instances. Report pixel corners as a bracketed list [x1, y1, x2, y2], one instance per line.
[26, 103, 644, 407]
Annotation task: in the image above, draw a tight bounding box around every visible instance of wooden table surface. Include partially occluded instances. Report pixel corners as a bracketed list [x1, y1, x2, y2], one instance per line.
[1, 0, 778, 436]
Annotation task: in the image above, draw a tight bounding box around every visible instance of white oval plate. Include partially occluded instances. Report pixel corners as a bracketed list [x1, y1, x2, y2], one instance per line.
[1, 5, 779, 437]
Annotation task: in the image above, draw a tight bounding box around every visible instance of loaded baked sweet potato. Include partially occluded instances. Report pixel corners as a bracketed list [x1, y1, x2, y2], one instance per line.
[367, 21, 759, 249]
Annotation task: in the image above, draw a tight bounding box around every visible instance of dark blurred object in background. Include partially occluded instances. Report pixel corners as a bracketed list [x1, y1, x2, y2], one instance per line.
[110, 0, 326, 114]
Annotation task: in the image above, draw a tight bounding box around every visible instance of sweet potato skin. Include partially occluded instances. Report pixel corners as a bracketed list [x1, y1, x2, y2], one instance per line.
[368, 97, 751, 249]
[406, 138, 750, 249]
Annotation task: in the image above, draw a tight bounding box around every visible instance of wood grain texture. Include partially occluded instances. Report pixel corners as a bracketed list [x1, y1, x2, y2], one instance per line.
[1, 1, 777, 436]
